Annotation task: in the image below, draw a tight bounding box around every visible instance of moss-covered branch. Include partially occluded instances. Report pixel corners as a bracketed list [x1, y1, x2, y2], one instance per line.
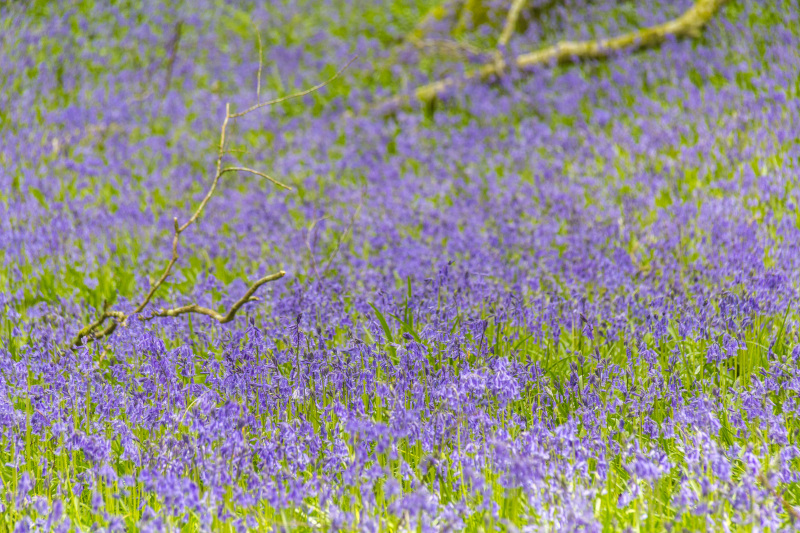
[406, 0, 559, 47]
[497, 0, 529, 48]
[381, 0, 728, 113]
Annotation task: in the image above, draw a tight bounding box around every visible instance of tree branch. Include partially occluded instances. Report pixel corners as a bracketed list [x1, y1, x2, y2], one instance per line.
[379, 0, 728, 114]
[229, 56, 357, 119]
[141, 271, 286, 324]
[254, 24, 264, 102]
[219, 166, 292, 191]
[497, 0, 527, 48]
[69, 58, 356, 349]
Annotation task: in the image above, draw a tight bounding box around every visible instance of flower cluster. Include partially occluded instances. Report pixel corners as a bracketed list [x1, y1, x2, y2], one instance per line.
[1, 0, 799, 530]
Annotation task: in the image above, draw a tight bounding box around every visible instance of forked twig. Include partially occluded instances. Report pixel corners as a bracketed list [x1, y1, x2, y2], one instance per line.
[70, 57, 356, 349]
[142, 271, 286, 323]
[229, 57, 357, 119]
[219, 166, 291, 190]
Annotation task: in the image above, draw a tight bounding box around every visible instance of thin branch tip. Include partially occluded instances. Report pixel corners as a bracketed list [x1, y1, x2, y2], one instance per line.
[229, 56, 358, 118]
[219, 166, 292, 191]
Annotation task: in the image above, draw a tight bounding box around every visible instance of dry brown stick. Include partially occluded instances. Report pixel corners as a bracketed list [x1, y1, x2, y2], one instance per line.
[379, 0, 727, 113]
[69, 58, 356, 349]
[71, 302, 126, 344]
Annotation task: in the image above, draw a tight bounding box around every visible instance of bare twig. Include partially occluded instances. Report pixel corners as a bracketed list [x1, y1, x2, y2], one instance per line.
[378, 0, 728, 113]
[219, 166, 292, 191]
[142, 271, 286, 323]
[254, 24, 263, 102]
[229, 56, 357, 119]
[162, 20, 184, 99]
[70, 58, 356, 349]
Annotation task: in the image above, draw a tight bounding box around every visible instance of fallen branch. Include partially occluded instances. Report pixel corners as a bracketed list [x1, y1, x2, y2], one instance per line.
[70, 58, 355, 349]
[405, 0, 559, 49]
[254, 23, 264, 102]
[379, 0, 727, 113]
[497, 0, 528, 48]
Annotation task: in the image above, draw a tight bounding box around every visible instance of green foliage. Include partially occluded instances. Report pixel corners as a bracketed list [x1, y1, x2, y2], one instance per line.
[2, 0, 799, 530]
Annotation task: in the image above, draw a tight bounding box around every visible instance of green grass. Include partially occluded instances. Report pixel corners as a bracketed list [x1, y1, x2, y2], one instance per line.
[1, 304, 796, 530]
[2, 0, 800, 530]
